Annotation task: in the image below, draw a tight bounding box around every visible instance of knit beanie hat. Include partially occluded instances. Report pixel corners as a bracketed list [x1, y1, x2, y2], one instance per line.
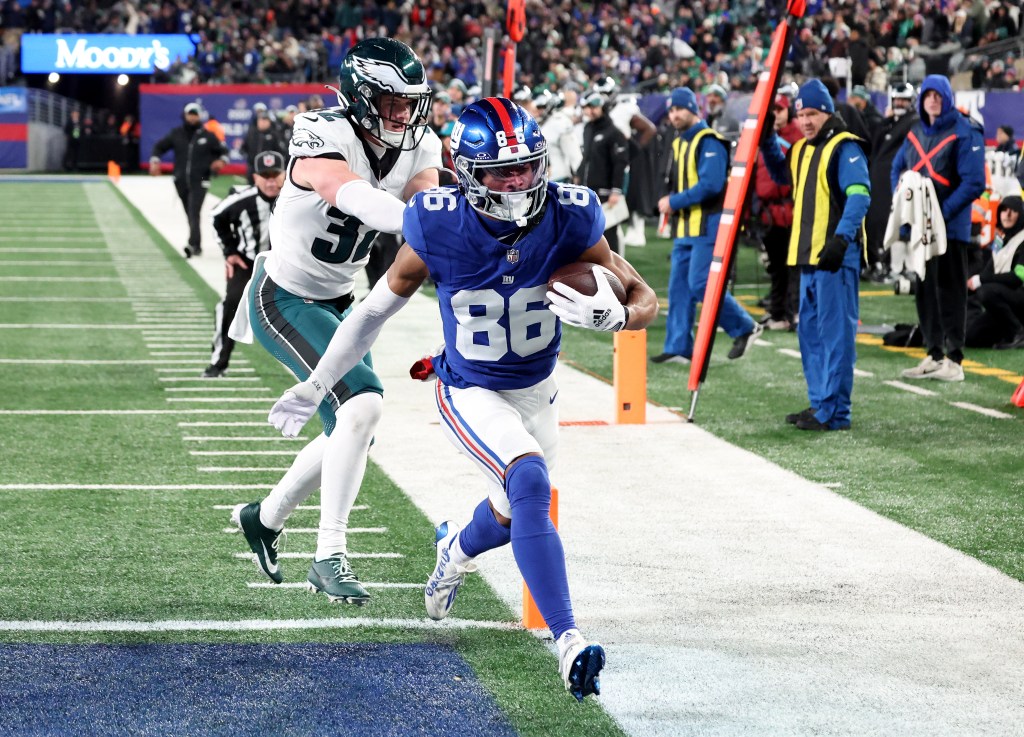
[795, 79, 834, 114]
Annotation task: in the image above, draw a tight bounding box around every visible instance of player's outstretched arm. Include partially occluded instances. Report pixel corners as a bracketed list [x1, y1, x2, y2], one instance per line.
[268, 245, 430, 437]
[293, 156, 407, 235]
[580, 237, 659, 330]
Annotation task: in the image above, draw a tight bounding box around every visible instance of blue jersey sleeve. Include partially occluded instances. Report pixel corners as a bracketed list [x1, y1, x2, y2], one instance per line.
[403, 195, 427, 254]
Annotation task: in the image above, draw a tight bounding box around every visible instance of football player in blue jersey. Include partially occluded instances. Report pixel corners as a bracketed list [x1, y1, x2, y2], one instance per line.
[266, 97, 658, 701]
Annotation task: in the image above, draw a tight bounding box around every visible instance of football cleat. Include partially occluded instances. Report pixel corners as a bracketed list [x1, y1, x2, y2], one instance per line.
[306, 554, 370, 605]
[557, 629, 606, 702]
[232, 502, 284, 584]
[424, 521, 477, 620]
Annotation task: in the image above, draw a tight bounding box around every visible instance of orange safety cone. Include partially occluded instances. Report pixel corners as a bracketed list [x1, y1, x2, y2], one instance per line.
[522, 486, 558, 630]
[107, 160, 121, 183]
[1012, 376, 1024, 408]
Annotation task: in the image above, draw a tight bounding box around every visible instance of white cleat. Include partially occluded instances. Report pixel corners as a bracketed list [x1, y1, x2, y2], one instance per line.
[424, 521, 477, 621]
[557, 628, 606, 702]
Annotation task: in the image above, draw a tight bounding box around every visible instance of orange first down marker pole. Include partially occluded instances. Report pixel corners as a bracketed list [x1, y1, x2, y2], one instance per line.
[522, 486, 558, 629]
[614, 329, 647, 424]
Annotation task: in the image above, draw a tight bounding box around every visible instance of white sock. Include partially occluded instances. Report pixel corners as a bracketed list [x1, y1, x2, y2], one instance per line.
[448, 532, 472, 567]
[315, 392, 383, 561]
[259, 432, 327, 530]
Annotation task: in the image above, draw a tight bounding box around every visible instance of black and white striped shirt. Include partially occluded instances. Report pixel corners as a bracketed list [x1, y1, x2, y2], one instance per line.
[211, 185, 275, 260]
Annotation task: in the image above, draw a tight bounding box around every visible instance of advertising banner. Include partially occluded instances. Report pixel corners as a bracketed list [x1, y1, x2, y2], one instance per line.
[0, 87, 28, 169]
[21, 34, 195, 74]
[141, 83, 327, 172]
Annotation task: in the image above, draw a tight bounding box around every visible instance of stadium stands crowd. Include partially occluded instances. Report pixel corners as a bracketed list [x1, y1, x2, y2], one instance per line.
[2, 0, 1022, 95]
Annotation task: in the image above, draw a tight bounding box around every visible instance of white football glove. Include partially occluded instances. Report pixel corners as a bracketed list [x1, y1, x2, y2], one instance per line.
[268, 378, 327, 438]
[546, 265, 628, 332]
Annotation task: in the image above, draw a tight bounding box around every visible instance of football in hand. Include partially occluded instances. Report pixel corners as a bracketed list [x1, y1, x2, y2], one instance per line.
[547, 263, 627, 303]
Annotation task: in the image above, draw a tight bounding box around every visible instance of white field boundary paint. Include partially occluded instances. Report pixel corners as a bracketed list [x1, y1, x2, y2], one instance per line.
[0, 616, 519, 633]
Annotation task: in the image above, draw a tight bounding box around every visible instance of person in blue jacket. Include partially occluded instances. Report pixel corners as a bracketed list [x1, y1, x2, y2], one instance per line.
[760, 79, 871, 431]
[891, 74, 987, 382]
[654, 87, 761, 365]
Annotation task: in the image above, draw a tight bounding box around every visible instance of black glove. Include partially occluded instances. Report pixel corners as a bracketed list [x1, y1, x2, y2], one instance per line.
[817, 235, 848, 273]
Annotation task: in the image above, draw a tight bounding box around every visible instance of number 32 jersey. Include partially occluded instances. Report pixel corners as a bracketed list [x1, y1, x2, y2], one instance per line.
[404, 182, 606, 390]
[266, 108, 441, 300]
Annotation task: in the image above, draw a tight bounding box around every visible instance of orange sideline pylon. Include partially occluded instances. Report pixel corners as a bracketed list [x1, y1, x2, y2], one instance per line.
[107, 161, 121, 183]
[1012, 376, 1024, 408]
[522, 486, 558, 629]
[613, 329, 647, 424]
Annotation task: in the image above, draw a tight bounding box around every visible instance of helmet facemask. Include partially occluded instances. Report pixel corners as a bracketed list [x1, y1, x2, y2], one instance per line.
[457, 149, 549, 224]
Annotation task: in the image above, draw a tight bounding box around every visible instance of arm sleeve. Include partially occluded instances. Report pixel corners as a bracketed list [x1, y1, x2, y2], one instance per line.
[334, 179, 407, 235]
[942, 127, 987, 222]
[891, 143, 907, 194]
[211, 196, 241, 254]
[150, 130, 174, 159]
[307, 276, 411, 390]
[669, 136, 728, 211]
[835, 141, 872, 242]
[759, 133, 790, 186]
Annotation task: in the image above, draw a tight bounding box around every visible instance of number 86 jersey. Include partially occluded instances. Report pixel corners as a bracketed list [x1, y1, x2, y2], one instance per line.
[404, 181, 606, 390]
[266, 108, 441, 300]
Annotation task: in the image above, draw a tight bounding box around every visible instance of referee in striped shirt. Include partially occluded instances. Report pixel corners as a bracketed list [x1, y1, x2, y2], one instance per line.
[203, 150, 285, 378]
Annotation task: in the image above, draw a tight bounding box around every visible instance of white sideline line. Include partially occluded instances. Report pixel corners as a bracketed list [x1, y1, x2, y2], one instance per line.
[191, 451, 297, 457]
[223, 527, 386, 534]
[213, 505, 366, 512]
[0, 277, 120, 282]
[0, 617, 518, 633]
[778, 348, 802, 359]
[949, 402, 1014, 419]
[167, 398, 270, 403]
[161, 378, 260, 383]
[0, 260, 112, 267]
[0, 359, 218, 366]
[183, 436, 298, 442]
[164, 387, 271, 393]
[249, 582, 419, 590]
[161, 367, 253, 373]
[884, 380, 938, 397]
[0, 248, 107, 254]
[0, 484, 273, 490]
[853, 368, 874, 378]
[0, 409, 265, 416]
[0, 296, 134, 302]
[146, 344, 210, 349]
[199, 467, 291, 472]
[152, 353, 211, 358]
[180, 421, 266, 426]
[234, 552, 402, 560]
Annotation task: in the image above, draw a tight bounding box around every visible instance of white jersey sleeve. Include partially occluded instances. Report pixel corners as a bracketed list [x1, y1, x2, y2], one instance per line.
[266, 109, 442, 300]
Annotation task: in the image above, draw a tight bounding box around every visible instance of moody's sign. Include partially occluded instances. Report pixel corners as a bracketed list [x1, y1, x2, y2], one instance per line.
[21, 34, 195, 74]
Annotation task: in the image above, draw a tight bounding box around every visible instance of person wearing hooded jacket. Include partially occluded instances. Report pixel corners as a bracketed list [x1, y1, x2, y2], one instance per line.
[891, 74, 987, 381]
[150, 102, 229, 258]
[760, 79, 871, 432]
[965, 196, 1024, 349]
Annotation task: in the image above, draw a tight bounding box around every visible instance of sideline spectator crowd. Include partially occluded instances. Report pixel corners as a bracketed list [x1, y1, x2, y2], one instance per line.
[2, 0, 1022, 96]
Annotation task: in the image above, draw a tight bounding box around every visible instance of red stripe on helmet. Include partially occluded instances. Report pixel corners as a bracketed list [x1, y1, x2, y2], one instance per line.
[483, 97, 517, 139]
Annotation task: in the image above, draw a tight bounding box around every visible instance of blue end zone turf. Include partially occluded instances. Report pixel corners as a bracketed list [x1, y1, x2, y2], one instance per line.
[0, 643, 519, 736]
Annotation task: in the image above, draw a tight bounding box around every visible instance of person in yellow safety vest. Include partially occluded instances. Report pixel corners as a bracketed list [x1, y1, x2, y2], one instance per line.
[653, 87, 762, 365]
[759, 79, 872, 431]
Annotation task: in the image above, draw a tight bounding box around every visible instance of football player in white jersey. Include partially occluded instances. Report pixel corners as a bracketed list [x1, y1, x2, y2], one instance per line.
[231, 38, 442, 604]
[262, 97, 659, 701]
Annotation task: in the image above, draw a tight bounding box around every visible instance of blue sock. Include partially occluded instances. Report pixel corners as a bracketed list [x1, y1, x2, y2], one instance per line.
[458, 498, 511, 558]
[506, 455, 576, 639]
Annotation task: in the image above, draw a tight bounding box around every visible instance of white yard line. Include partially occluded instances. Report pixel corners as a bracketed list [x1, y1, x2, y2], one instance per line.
[0, 409, 265, 415]
[161, 377, 260, 383]
[777, 348, 802, 359]
[0, 484, 273, 490]
[223, 527, 386, 534]
[163, 387, 271, 393]
[883, 380, 939, 397]
[198, 467, 291, 473]
[233, 552, 401, 560]
[191, 451, 297, 456]
[182, 436, 298, 442]
[248, 582, 420, 590]
[0, 616, 518, 633]
[949, 401, 1014, 419]
[179, 421, 265, 426]
[212, 504, 362, 512]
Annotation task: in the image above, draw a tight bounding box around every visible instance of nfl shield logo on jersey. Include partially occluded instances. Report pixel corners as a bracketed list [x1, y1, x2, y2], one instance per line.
[506, 249, 519, 264]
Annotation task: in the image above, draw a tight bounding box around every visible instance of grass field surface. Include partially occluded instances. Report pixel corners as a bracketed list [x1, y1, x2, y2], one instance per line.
[1, 177, 1022, 735]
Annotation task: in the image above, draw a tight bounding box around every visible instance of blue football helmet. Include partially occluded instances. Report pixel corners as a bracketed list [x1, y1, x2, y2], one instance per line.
[450, 97, 549, 223]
